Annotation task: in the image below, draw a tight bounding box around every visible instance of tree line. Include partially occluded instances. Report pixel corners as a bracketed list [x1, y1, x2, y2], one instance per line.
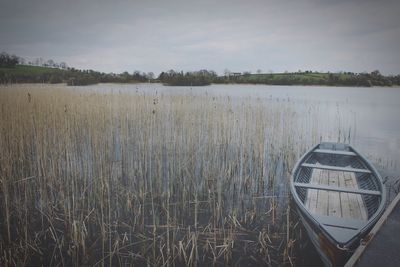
[0, 52, 152, 85]
[0, 52, 67, 69]
[157, 70, 217, 86]
[1, 52, 400, 87]
[214, 70, 400, 87]
[65, 69, 153, 86]
[157, 69, 400, 87]
[0, 52, 19, 68]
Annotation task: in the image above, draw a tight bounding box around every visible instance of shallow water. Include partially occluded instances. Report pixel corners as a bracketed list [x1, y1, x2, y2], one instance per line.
[80, 83, 400, 176]
[2, 83, 399, 266]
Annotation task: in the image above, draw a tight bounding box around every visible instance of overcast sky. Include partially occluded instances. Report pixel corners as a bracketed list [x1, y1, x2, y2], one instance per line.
[1, 0, 400, 74]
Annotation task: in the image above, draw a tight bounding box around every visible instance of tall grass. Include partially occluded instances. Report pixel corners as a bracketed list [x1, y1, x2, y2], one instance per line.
[0, 84, 349, 266]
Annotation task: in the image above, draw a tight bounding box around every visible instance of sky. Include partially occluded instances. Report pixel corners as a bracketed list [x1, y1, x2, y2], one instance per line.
[1, 0, 400, 75]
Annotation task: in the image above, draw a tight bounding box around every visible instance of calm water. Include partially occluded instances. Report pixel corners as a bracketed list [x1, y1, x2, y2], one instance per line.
[4, 83, 399, 266]
[80, 83, 400, 177]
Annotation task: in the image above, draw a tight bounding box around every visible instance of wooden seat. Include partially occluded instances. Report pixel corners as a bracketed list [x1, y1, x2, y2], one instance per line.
[294, 183, 381, 196]
[313, 149, 357, 156]
[305, 168, 368, 220]
[301, 163, 371, 174]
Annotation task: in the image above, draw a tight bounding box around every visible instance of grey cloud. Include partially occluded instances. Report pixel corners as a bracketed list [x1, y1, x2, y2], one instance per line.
[1, 0, 399, 74]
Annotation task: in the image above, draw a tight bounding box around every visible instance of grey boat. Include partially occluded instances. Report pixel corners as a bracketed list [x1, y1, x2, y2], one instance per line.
[290, 142, 386, 266]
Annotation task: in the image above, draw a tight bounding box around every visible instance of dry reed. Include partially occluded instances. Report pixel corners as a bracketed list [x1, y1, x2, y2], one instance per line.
[0, 84, 350, 266]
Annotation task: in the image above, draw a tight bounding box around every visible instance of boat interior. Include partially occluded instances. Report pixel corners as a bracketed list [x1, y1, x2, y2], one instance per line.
[293, 143, 383, 244]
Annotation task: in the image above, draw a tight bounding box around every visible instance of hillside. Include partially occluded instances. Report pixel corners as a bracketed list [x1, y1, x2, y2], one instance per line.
[214, 71, 399, 87]
[0, 65, 150, 85]
[0, 65, 65, 83]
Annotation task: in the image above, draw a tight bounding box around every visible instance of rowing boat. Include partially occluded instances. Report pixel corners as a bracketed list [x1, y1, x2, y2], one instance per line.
[290, 142, 386, 266]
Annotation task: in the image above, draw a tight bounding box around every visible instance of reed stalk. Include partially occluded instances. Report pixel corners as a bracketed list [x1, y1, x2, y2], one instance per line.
[0, 84, 353, 266]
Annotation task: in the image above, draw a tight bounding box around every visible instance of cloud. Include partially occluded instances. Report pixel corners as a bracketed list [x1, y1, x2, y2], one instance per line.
[1, 0, 399, 74]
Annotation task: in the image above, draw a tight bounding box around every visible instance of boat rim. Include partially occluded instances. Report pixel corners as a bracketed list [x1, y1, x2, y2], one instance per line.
[289, 143, 387, 247]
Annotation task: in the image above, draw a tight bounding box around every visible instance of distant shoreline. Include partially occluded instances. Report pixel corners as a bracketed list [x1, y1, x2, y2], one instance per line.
[2, 82, 400, 89]
[1, 65, 399, 87]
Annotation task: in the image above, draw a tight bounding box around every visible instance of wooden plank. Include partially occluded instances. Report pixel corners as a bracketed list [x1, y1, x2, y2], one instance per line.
[343, 172, 363, 220]
[314, 149, 357, 156]
[302, 163, 371, 174]
[293, 183, 381, 196]
[328, 171, 342, 218]
[338, 171, 352, 219]
[316, 169, 329, 216]
[349, 172, 368, 220]
[306, 168, 321, 214]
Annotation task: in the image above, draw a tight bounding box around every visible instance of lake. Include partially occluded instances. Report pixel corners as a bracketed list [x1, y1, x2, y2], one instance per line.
[82, 83, 400, 177]
[2, 83, 399, 266]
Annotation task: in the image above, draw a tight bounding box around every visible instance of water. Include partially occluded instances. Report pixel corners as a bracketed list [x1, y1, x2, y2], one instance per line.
[3, 83, 399, 266]
[80, 83, 400, 176]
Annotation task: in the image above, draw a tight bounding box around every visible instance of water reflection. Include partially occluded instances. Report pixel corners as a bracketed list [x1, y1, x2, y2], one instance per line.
[78, 83, 400, 176]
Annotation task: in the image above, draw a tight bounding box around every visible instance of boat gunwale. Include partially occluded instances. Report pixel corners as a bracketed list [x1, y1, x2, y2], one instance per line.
[290, 143, 387, 247]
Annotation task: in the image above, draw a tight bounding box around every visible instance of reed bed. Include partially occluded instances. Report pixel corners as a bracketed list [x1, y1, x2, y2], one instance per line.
[0, 84, 349, 266]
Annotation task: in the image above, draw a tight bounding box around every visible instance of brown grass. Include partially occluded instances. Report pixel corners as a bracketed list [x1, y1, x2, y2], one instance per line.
[0, 84, 348, 266]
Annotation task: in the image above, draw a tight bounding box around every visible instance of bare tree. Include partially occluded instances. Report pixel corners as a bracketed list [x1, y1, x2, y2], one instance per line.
[146, 72, 154, 80]
[224, 68, 231, 77]
[18, 57, 26, 65]
[46, 59, 55, 67]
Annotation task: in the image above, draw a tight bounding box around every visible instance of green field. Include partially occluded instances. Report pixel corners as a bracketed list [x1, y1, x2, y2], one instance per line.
[252, 72, 351, 80]
[238, 72, 356, 84]
[0, 64, 64, 75]
[216, 70, 399, 87]
[0, 65, 148, 85]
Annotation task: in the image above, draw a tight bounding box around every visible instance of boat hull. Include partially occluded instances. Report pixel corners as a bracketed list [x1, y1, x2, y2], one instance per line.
[290, 143, 386, 266]
[295, 206, 353, 267]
